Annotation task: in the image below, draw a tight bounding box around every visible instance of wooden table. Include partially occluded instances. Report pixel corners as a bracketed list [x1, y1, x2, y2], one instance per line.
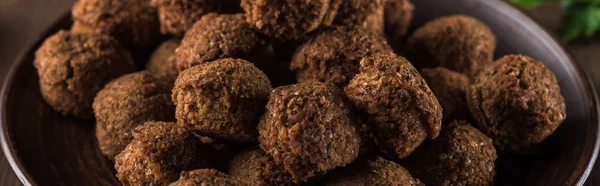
[0, 0, 599, 185]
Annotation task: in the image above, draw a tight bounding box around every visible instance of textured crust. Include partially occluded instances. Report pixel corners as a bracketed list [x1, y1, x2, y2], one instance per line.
[169, 169, 245, 186]
[174, 13, 270, 72]
[407, 15, 496, 75]
[93, 71, 175, 160]
[384, 0, 414, 40]
[146, 38, 181, 84]
[71, 0, 161, 58]
[334, 0, 385, 34]
[227, 147, 294, 186]
[258, 82, 360, 182]
[466, 55, 566, 153]
[173, 58, 272, 142]
[405, 121, 497, 186]
[324, 156, 423, 186]
[420, 67, 470, 122]
[290, 26, 392, 87]
[34, 30, 135, 119]
[114, 122, 219, 186]
[241, 0, 341, 40]
[150, 0, 220, 36]
[344, 53, 442, 159]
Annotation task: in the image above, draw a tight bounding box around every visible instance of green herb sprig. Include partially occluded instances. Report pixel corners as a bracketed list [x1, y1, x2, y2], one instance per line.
[510, 0, 600, 43]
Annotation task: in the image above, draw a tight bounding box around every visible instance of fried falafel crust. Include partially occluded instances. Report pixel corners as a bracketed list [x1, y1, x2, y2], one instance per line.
[405, 120, 497, 186]
[173, 58, 272, 142]
[290, 26, 392, 87]
[258, 82, 360, 182]
[344, 53, 442, 159]
[34, 30, 135, 118]
[408, 15, 496, 75]
[467, 54, 566, 153]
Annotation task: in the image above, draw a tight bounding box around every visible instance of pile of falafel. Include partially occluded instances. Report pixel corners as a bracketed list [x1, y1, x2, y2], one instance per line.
[33, 0, 567, 185]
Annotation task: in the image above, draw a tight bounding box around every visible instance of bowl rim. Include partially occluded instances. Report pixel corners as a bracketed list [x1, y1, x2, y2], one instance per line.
[0, 11, 72, 186]
[484, 1, 600, 185]
[1, 1, 599, 185]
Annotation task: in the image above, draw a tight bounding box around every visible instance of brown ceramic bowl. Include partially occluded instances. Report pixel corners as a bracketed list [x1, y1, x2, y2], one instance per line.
[1, 0, 599, 185]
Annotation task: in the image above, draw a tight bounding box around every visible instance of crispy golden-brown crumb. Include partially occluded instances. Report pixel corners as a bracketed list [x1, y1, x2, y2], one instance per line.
[34, 30, 135, 119]
[407, 15, 496, 75]
[93, 71, 175, 160]
[173, 58, 272, 142]
[467, 54, 566, 153]
[174, 13, 271, 72]
[227, 147, 294, 185]
[241, 0, 342, 40]
[405, 120, 497, 186]
[344, 53, 442, 159]
[169, 169, 246, 186]
[114, 121, 220, 186]
[258, 82, 360, 183]
[324, 156, 423, 186]
[72, 0, 161, 61]
[290, 26, 392, 87]
[334, 0, 385, 34]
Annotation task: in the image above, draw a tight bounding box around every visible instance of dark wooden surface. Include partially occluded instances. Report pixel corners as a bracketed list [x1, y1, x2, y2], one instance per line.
[0, 0, 599, 185]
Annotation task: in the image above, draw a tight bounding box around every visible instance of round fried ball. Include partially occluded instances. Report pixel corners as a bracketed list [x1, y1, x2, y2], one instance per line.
[344, 53, 442, 159]
[172, 58, 272, 142]
[334, 0, 385, 34]
[115, 121, 220, 185]
[150, 0, 220, 36]
[290, 26, 392, 87]
[259, 82, 360, 182]
[324, 156, 423, 186]
[93, 71, 175, 160]
[420, 67, 470, 122]
[467, 54, 566, 153]
[170, 169, 245, 186]
[146, 38, 181, 83]
[384, 0, 414, 41]
[34, 30, 135, 119]
[72, 0, 161, 60]
[174, 13, 271, 72]
[405, 120, 497, 185]
[227, 147, 294, 185]
[241, 0, 342, 40]
[407, 15, 496, 75]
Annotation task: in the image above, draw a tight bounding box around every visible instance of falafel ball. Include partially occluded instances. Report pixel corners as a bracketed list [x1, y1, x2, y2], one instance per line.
[407, 15, 496, 75]
[344, 53, 442, 159]
[174, 13, 271, 72]
[334, 0, 385, 34]
[405, 120, 497, 185]
[259, 82, 360, 182]
[467, 54, 566, 153]
[170, 169, 245, 186]
[290, 26, 392, 87]
[115, 121, 220, 185]
[93, 71, 175, 160]
[71, 0, 161, 61]
[146, 38, 181, 83]
[150, 0, 219, 36]
[172, 58, 272, 142]
[324, 156, 423, 186]
[227, 147, 294, 185]
[384, 0, 414, 41]
[241, 0, 342, 40]
[34, 30, 135, 119]
[420, 67, 471, 122]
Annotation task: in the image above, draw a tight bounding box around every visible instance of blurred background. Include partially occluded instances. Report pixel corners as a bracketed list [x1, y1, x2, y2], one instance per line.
[0, 0, 599, 185]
